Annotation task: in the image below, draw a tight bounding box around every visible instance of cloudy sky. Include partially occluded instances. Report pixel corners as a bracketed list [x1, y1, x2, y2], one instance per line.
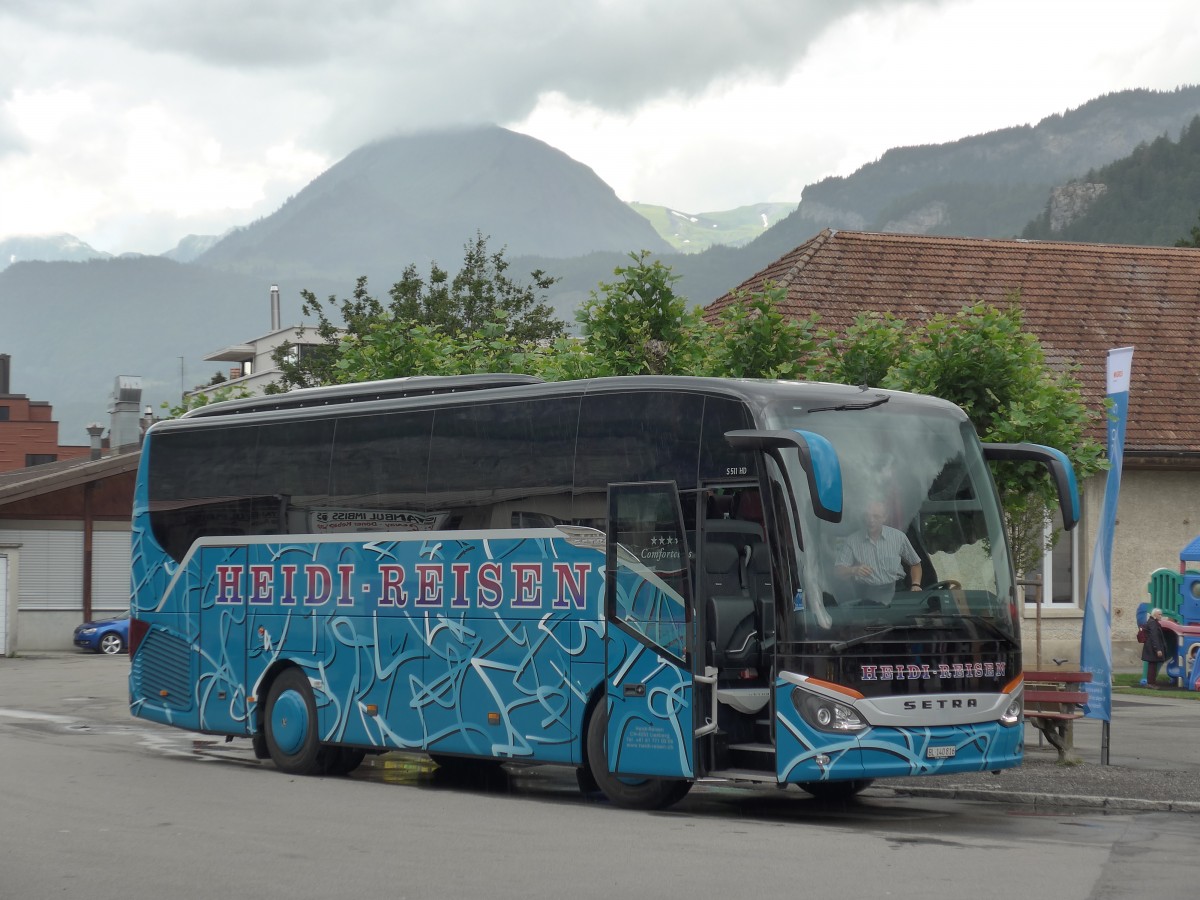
[2, 0, 1198, 256]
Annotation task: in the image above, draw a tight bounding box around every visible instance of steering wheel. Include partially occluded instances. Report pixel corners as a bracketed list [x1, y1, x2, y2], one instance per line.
[925, 579, 962, 591]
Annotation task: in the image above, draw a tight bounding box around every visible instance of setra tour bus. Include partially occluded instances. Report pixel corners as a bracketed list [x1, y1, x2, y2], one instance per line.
[128, 374, 1079, 808]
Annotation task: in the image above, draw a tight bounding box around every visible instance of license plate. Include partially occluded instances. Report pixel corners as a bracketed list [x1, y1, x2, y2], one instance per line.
[926, 745, 956, 759]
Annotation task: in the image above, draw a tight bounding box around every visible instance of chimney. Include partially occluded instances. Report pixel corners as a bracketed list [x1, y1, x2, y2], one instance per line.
[270, 284, 281, 331]
[108, 375, 144, 452]
[86, 423, 105, 460]
[0, 353, 10, 395]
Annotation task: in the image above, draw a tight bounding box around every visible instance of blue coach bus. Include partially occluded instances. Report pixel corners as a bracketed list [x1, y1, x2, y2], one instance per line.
[129, 374, 1078, 808]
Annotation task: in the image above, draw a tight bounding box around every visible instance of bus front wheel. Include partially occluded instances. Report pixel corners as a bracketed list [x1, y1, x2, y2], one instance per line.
[264, 668, 324, 775]
[585, 704, 691, 810]
[799, 779, 874, 801]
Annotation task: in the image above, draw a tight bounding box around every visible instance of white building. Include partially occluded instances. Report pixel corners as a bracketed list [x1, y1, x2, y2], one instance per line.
[191, 285, 335, 398]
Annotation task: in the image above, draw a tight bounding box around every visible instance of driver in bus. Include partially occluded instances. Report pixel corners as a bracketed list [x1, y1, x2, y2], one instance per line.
[834, 500, 923, 606]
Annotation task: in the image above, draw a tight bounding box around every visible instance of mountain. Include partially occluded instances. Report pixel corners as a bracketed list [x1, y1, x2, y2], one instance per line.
[629, 202, 797, 253]
[195, 125, 670, 284]
[162, 232, 231, 263]
[7, 90, 1200, 441]
[0, 234, 110, 272]
[628, 86, 1200, 305]
[779, 86, 1200, 241]
[0, 257, 327, 445]
[1020, 115, 1200, 245]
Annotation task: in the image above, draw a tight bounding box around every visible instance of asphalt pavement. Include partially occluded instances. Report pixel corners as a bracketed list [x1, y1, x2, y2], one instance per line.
[885, 687, 1200, 812]
[5, 652, 1198, 813]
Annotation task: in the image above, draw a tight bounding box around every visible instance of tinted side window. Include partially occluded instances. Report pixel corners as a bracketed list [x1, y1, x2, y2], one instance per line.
[257, 418, 335, 499]
[149, 424, 261, 502]
[575, 391, 705, 491]
[329, 410, 433, 505]
[149, 423, 269, 560]
[698, 396, 757, 480]
[428, 398, 578, 529]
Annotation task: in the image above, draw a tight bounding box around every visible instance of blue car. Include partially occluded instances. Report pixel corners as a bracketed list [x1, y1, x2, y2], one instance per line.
[73, 614, 130, 655]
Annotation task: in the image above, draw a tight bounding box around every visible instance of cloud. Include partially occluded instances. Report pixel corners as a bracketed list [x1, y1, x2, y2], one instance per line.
[1, 0, 1198, 249]
[2, 1, 896, 154]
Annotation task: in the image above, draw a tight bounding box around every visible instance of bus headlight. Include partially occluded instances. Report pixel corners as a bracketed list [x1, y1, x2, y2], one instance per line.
[1000, 696, 1022, 726]
[792, 688, 867, 733]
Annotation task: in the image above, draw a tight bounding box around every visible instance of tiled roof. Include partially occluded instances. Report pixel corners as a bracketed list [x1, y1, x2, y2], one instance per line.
[704, 229, 1200, 457]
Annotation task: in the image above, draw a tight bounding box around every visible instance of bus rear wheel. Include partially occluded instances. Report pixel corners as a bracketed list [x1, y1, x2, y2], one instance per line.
[584, 703, 691, 810]
[322, 747, 367, 776]
[264, 668, 324, 775]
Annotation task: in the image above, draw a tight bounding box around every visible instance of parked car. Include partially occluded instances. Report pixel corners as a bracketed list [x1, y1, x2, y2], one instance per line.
[73, 614, 130, 655]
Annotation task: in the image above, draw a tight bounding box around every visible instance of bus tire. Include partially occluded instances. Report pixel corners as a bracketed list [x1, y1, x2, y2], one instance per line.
[585, 703, 692, 810]
[799, 779, 874, 801]
[321, 747, 367, 776]
[264, 668, 324, 775]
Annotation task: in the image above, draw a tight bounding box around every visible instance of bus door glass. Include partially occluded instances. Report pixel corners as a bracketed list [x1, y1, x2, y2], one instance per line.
[604, 482, 697, 779]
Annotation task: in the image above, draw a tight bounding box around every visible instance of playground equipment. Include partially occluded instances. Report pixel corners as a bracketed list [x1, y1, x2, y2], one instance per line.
[1139, 535, 1200, 690]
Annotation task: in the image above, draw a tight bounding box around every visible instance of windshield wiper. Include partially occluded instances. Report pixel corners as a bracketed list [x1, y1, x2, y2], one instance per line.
[807, 393, 889, 413]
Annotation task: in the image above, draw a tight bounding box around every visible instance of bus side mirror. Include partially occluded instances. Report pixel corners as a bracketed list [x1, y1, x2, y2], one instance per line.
[724, 429, 843, 523]
[982, 442, 1081, 532]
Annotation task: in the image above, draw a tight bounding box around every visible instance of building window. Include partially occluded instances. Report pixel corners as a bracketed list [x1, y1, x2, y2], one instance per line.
[25, 453, 57, 467]
[0, 406, 9, 421]
[1024, 509, 1078, 606]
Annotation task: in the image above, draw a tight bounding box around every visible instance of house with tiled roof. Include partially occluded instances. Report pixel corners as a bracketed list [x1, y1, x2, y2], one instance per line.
[705, 228, 1200, 667]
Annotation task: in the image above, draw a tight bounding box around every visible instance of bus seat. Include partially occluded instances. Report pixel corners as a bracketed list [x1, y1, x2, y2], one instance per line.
[733, 489, 764, 527]
[708, 594, 758, 669]
[743, 541, 775, 644]
[703, 519, 762, 556]
[702, 542, 742, 597]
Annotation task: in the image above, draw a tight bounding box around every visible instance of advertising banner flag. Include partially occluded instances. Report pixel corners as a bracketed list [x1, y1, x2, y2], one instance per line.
[1080, 347, 1134, 721]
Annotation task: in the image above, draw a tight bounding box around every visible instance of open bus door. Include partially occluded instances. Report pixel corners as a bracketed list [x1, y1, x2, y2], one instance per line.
[603, 482, 704, 786]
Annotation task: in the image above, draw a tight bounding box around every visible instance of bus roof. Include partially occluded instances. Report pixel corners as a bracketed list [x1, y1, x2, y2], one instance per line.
[162, 375, 962, 431]
[183, 374, 545, 418]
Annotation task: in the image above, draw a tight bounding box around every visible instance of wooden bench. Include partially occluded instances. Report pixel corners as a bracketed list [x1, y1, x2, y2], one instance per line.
[1023, 670, 1093, 762]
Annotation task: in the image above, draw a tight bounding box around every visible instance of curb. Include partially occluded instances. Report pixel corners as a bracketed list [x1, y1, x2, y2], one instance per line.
[887, 785, 1200, 813]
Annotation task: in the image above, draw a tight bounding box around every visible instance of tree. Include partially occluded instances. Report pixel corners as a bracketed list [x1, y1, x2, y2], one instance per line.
[817, 312, 909, 387]
[268, 232, 565, 391]
[699, 283, 821, 380]
[161, 382, 252, 419]
[1176, 210, 1200, 247]
[881, 300, 1105, 573]
[572, 251, 707, 376]
[387, 231, 563, 342]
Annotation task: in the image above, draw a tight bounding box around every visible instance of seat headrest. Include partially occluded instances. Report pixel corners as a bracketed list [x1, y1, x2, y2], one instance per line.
[704, 542, 741, 573]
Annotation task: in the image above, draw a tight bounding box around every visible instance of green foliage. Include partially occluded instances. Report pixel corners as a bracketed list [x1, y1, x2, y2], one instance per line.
[1176, 210, 1200, 247]
[818, 312, 909, 386]
[387, 232, 563, 342]
[884, 300, 1105, 572]
[699, 283, 820, 379]
[269, 233, 565, 392]
[1023, 115, 1200, 246]
[573, 251, 707, 376]
[331, 316, 545, 383]
[160, 383, 252, 419]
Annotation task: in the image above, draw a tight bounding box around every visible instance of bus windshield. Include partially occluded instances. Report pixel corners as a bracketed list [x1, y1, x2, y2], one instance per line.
[765, 400, 1015, 648]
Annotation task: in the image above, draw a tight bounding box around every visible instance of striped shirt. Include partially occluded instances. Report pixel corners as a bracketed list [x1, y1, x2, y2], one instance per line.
[836, 526, 920, 587]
